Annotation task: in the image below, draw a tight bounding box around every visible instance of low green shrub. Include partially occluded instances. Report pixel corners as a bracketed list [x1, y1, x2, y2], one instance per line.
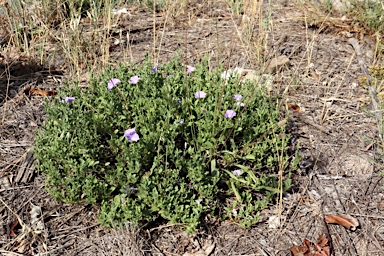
[347, 0, 384, 35]
[34, 56, 293, 232]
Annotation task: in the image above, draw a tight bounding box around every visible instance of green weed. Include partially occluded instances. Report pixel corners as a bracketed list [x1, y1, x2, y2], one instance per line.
[347, 0, 384, 34]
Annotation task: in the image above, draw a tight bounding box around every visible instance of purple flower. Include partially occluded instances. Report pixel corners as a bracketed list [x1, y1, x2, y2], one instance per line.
[179, 120, 185, 125]
[124, 185, 137, 194]
[167, 74, 173, 77]
[233, 169, 242, 176]
[177, 98, 182, 105]
[65, 97, 75, 103]
[235, 102, 245, 107]
[82, 150, 87, 154]
[225, 110, 236, 119]
[187, 66, 196, 74]
[234, 94, 243, 101]
[124, 128, 140, 142]
[107, 78, 121, 90]
[129, 75, 140, 84]
[152, 65, 158, 73]
[194, 91, 206, 99]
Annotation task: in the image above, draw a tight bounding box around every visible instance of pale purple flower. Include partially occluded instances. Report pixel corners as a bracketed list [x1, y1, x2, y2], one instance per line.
[235, 102, 245, 107]
[225, 110, 236, 119]
[194, 91, 206, 99]
[82, 150, 87, 154]
[234, 94, 243, 101]
[179, 120, 185, 125]
[233, 169, 242, 176]
[107, 78, 121, 90]
[65, 97, 75, 103]
[124, 185, 137, 194]
[152, 65, 158, 73]
[124, 128, 140, 142]
[129, 75, 140, 84]
[177, 98, 182, 105]
[187, 66, 196, 74]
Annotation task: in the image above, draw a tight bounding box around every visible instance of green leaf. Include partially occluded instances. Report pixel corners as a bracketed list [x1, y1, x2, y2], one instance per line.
[245, 154, 256, 160]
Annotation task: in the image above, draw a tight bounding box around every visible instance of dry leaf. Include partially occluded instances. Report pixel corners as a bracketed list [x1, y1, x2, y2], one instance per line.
[313, 236, 330, 256]
[310, 69, 320, 81]
[10, 219, 19, 237]
[290, 244, 309, 255]
[364, 143, 374, 151]
[16, 239, 28, 253]
[30, 204, 44, 234]
[221, 13, 232, 18]
[317, 236, 328, 247]
[24, 87, 57, 96]
[290, 236, 331, 256]
[267, 215, 280, 229]
[288, 103, 300, 112]
[325, 214, 359, 231]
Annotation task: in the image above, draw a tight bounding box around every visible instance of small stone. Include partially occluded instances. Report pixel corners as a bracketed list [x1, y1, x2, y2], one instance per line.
[265, 55, 290, 73]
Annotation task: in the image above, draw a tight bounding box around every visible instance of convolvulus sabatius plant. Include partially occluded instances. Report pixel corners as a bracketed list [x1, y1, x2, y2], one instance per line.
[34, 56, 293, 232]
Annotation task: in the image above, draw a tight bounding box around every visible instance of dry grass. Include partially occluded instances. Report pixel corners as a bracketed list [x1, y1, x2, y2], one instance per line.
[1, 0, 130, 81]
[93, 225, 148, 256]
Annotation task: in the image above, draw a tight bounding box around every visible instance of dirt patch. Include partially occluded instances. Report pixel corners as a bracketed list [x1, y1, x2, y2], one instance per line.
[1, 0, 384, 255]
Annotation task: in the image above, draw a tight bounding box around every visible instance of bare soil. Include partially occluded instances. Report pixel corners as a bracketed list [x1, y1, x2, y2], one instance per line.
[1, 1, 384, 255]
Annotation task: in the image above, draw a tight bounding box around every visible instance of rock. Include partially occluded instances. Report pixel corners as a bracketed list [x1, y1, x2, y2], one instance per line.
[221, 67, 274, 92]
[265, 55, 290, 73]
[318, 0, 351, 12]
